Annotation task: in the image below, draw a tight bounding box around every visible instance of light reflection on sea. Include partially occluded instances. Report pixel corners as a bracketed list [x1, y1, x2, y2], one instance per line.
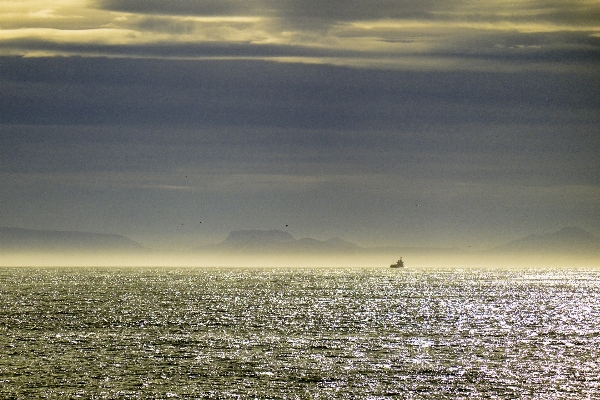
[1, 266, 599, 399]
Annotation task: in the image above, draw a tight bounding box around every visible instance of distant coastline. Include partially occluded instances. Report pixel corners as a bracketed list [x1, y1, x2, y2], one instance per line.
[2, 226, 599, 256]
[0, 227, 145, 252]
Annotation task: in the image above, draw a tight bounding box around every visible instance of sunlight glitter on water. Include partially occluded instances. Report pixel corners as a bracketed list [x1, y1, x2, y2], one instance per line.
[1, 266, 599, 398]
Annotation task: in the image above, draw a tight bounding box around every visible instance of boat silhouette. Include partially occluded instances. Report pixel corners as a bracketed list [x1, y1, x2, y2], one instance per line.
[390, 258, 404, 268]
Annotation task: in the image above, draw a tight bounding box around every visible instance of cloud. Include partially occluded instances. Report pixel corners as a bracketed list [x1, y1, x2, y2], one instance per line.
[1, 55, 598, 193]
[0, 0, 109, 30]
[2, 57, 598, 127]
[95, 0, 600, 32]
[2, 0, 599, 70]
[98, 0, 265, 17]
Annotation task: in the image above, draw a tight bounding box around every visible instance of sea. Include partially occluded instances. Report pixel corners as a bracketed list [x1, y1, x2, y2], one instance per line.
[1, 266, 599, 399]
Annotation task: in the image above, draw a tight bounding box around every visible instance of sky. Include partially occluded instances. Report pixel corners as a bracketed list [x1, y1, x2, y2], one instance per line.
[1, 0, 599, 250]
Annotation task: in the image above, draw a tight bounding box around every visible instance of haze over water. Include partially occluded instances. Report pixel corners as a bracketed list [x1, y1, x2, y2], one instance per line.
[2, 265, 599, 398]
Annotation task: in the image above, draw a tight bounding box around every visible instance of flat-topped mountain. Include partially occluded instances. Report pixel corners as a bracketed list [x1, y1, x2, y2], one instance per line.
[221, 230, 296, 246]
[201, 227, 600, 256]
[488, 227, 600, 254]
[199, 229, 360, 253]
[0, 227, 145, 251]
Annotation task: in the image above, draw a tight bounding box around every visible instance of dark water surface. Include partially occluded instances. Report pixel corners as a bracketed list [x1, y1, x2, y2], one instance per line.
[1, 267, 599, 399]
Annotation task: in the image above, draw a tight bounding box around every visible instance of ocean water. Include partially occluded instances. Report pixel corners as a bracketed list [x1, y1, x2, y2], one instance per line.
[1, 266, 599, 399]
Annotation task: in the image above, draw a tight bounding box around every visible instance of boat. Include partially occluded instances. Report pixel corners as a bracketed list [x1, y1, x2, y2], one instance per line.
[390, 258, 404, 268]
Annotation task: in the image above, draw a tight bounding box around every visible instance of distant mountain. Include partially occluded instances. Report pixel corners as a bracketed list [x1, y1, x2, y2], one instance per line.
[0, 227, 145, 251]
[221, 230, 296, 246]
[198, 230, 360, 253]
[489, 227, 600, 254]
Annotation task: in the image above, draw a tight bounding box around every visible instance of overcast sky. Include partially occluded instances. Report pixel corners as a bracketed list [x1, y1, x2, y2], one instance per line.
[1, 0, 599, 249]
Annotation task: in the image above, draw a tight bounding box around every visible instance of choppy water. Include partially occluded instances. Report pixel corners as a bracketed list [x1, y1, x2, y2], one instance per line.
[1, 266, 599, 399]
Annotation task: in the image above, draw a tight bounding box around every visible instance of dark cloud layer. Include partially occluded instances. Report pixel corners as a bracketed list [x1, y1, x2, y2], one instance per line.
[98, 0, 450, 20]
[0, 39, 364, 59]
[2, 33, 599, 73]
[97, 0, 600, 29]
[2, 56, 598, 127]
[2, 57, 598, 169]
[2, 56, 598, 190]
[0, 58, 600, 196]
[99, 0, 265, 17]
